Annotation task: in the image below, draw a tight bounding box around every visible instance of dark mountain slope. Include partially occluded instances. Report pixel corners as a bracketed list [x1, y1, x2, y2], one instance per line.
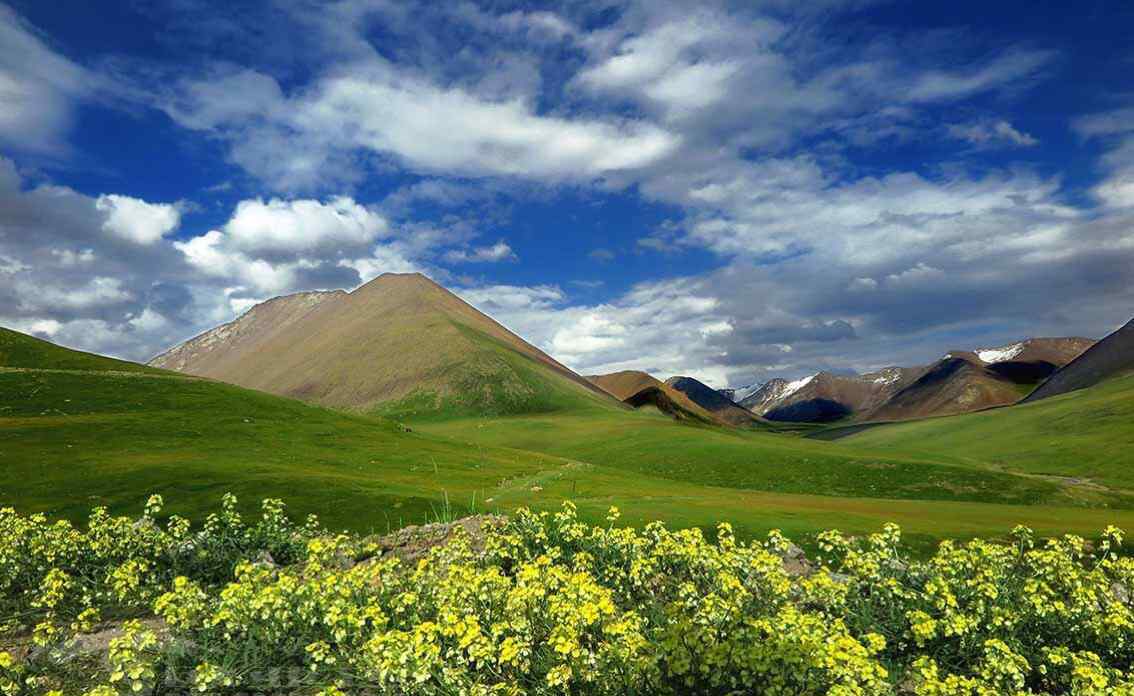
[1023, 319, 1134, 402]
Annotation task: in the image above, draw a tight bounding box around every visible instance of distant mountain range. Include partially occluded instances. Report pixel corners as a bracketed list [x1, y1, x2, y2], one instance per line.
[721, 337, 1096, 423]
[145, 272, 1125, 428]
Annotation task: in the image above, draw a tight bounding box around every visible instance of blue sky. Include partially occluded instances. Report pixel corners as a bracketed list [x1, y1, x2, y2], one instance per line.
[1, 0, 1133, 388]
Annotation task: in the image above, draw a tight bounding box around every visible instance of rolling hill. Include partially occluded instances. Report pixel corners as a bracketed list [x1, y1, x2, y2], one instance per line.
[0, 326, 161, 373]
[826, 372, 1134, 494]
[587, 370, 716, 424]
[1023, 319, 1134, 402]
[663, 376, 766, 427]
[150, 273, 621, 418]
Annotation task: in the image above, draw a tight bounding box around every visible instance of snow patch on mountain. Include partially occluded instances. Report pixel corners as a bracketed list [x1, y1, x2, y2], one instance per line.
[976, 342, 1025, 364]
[781, 374, 816, 399]
[730, 383, 765, 403]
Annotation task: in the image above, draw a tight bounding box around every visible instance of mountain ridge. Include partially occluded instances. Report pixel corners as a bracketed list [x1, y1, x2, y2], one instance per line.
[1023, 319, 1134, 402]
[726, 336, 1095, 423]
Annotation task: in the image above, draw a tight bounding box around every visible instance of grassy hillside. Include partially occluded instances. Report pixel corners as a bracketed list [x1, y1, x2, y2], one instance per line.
[0, 327, 160, 373]
[374, 321, 626, 420]
[832, 374, 1134, 489]
[413, 409, 1134, 508]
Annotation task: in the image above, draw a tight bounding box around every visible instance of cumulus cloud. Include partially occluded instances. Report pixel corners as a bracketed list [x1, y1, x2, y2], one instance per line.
[0, 158, 223, 359]
[222, 197, 388, 255]
[95, 195, 182, 244]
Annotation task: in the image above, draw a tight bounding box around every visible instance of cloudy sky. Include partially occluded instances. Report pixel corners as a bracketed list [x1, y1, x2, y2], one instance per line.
[2, 0, 1133, 388]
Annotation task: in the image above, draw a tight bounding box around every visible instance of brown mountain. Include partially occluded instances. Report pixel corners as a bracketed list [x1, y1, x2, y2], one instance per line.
[149, 272, 621, 416]
[1023, 319, 1134, 403]
[663, 376, 767, 427]
[868, 337, 1095, 421]
[866, 352, 1024, 421]
[586, 370, 717, 424]
[731, 337, 1094, 423]
[739, 369, 922, 423]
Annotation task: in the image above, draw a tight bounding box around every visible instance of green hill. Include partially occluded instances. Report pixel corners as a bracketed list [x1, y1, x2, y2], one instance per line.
[828, 374, 1134, 490]
[0, 326, 160, 373]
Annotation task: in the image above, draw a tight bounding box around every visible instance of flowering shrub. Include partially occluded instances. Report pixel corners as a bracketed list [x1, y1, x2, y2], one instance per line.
[1, 496, 1133, 694]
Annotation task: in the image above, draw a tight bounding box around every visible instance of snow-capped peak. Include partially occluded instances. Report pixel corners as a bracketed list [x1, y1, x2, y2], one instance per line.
[730, 382, 765, 403]
[781, 373, 816, 399]
[976, 342, 1025, 364]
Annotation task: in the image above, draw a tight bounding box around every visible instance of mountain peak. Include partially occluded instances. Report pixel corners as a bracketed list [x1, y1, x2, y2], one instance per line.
[150, 275, 618, 416]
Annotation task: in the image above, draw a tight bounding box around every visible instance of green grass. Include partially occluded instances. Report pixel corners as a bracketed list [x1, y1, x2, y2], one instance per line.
[4, 325, 1134, 555]
[373, 321, 622, 421]
[413, 410, 1133, 508]
[833, 374, 1134, 490]
[8, 365, 1134, 555]
[0, 327, 160, 373]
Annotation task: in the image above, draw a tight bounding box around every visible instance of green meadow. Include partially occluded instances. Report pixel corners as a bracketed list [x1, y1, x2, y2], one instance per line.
[829, 373, 1134, 489]
[3, 326, 1134, 554]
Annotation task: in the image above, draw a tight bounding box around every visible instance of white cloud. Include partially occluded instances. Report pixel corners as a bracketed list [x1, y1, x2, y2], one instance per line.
[904, 50, 1052, 102]
[574, 13, 777, 121]
[497, 10, 575, 40]
[96, 195, 182, 244]
[16, 276, 132, 312]
[886, 263, 947, 288]
[443, 241, 516, 264]
[164, 64, 679, 191]
[0, 5, 90, 153]
[1074, 108, 1134, 210]
[947, 119, 1038, 147]
[223, 197, 388, 254]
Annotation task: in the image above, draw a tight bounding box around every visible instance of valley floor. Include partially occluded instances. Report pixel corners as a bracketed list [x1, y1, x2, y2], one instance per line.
[5, 366, 1133, 557]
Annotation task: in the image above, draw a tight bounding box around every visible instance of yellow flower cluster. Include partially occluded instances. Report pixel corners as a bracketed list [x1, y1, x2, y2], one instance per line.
[3, 496, 1134, 694]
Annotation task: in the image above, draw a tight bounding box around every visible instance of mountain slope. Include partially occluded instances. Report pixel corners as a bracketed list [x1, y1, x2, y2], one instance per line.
[1, 326, 161, 374]
[832, 373, 1134, 493]
[150, 273, 621, 418]
[870, 338, 1096, 421]
[587, 370, 717, 424]
[664, 376, 766, 427]
[866, 353, 1023, 421]
[732, 337, 1094, 423]
[740, 369, 922, 423]
[1023, 319, 1134, 402]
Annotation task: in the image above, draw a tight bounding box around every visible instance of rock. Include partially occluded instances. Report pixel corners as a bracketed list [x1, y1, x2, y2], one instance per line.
[369, 515, 507, 563]
[779, 542, 815, 577]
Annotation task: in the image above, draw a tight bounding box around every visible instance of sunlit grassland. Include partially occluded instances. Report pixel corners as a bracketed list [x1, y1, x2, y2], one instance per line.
[5, 367, 1134, 555]
[828, 374, 1134, 488]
